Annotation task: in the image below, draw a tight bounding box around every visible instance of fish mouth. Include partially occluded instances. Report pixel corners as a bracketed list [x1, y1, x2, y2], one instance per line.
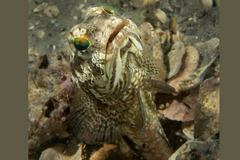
[106, 21, 129, 50]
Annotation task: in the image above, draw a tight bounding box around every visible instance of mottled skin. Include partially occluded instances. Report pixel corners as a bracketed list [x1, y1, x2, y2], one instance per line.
[68, 5, 175, 160]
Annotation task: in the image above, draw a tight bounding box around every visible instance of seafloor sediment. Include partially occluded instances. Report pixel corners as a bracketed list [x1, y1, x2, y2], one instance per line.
[28, 0, 220, 159]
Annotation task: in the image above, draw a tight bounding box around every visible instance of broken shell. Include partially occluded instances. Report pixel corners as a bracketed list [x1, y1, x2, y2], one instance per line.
[181, 121, 194, 140]
[169, 140, 219, 160]
[194, 79, 220, 140]
[155, 8, 167, 24]
[168, 45, 199, 93]
[179, 38, 219, 91]
[43, 5, 60, 18]
[160, 100, 195, 122]
[201, 38, 220, 66]
[167, 41, 186, 79]
[33, 2, 48, 13]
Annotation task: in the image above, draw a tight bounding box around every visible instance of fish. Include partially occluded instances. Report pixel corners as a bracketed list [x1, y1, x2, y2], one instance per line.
[67, 4, 176, 160]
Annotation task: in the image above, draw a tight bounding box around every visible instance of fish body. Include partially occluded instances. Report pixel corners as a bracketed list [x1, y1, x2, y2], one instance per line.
[68, 5, 175, 160]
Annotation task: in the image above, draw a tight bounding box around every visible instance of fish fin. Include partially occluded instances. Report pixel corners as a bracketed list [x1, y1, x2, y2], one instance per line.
[141, 47, 166, 81]
[69, 89, 122, 144]
[143, 78, 177, 94]
[135, 89, 146, 137]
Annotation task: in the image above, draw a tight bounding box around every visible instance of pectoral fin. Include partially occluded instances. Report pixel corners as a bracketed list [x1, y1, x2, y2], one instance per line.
[143, 78, 177, 94]
[135, 89, 146, 137]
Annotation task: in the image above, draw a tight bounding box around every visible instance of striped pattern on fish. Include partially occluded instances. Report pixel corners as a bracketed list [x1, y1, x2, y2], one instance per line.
[68, 5, 176, 160]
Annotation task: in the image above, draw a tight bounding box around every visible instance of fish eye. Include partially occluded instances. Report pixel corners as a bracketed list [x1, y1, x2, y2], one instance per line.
[100, 5, 117, 14]
[73, 37, 90, 51]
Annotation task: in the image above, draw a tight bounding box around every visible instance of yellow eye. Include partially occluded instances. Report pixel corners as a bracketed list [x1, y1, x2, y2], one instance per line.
[73, 37, 90, 51]
[100, 5, 117, 14]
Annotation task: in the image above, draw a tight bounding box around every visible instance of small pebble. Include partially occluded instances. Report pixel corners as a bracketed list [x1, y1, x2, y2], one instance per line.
[50, 19, 56, 24]
[35, 21, 40, 25]
[48, 44, 56, 50]
[33, 2, 48, 13]
[176, 16, 184, 23]
[54, 23, 59, 27]
[193, 14, 197, 23]
[77, 3, 85, 10]
[28, 22, 35, 30]
[81, 8, 86, 13]
[170, 17, 178, 34]
[28, 55, 36, 63]
[200, 0, 213, 12]
[73, 16, 78, 20]
[29, 25, 35, 30]
[130, 0, 144, 8]
[37, 30, 45, 39]
[182, 36, 199, 45]
[38, 13, 43, 17]
[123, 3, 128, 8]
[61, 32, 68, 38]
[43, 5, 60, 18]
[155, 8, 167, 24]
[171, 34, 181, 43]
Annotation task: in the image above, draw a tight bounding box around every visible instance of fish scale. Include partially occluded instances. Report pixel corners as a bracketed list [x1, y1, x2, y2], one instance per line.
[68, 5, 176, 160]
